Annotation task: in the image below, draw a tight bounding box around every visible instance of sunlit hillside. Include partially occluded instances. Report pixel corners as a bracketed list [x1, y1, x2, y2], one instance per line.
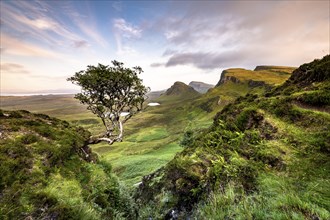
[136, 55, 330, 219]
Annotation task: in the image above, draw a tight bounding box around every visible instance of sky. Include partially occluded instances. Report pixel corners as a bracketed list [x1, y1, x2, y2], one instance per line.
[0, 0, 329, 94]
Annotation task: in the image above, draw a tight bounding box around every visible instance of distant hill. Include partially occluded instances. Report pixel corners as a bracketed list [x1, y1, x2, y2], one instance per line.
[146, 90, 166, 101]
[189, 81, 214, 94]
[216, 66, 296, 87]
[163, 81, 200, 96]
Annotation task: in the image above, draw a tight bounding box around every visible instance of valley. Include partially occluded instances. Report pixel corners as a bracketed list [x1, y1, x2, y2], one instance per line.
[1, 66, 294, 186]
[1, 58, 329, 219]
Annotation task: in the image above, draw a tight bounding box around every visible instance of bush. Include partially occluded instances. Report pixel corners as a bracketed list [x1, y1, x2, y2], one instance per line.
[297, 90, 330, 106]
[20, 133, 39, 144]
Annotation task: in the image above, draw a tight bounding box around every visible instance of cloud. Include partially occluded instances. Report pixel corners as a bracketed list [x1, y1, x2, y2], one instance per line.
[1, 33, 60, 57]
[164, 51, 250, 70]
[162, 49, 178, 56]
[0, 1, 105, 50]
[72, 40, 89, 48]
[1, 63, 30, 74]
[113, 18, 142, 55]
[156, 1, 329, 70]
[113, 18, 142, 38]
[150, 63, 164, 68]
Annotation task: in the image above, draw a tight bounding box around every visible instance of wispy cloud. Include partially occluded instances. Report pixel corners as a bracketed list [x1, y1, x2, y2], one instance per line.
[72, 40, 89, 49]
[1, 63, 30, 74]
[0, 0, 109, 51]
[113, 18, 142, 38]
[70, 13, 108, 47]
[1, 33, 60, 57]
[150, 63, 164, 68]
[152, 50, 251, 70]
[113, 18, 142, 55]
[0, 1, 88, 50]
[156, 1, 329, 69]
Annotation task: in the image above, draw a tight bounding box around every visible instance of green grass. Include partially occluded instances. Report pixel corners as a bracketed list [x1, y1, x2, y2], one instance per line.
[0, 73, 275, 188]
[135, 56, 330, 218]
[0, 110, 134, 219]
[1, 57, 328, 219]
[223, 68, 292, 85]
[194, 175, 329, 220]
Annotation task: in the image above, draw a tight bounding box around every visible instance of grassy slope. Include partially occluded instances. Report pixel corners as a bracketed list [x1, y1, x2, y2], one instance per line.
[224, 67, 293, 84]
[0, 66, 294, 187]
[95, 70, 293, 187]
[136, 56, 329, 219]
[0, 110, 134, 219]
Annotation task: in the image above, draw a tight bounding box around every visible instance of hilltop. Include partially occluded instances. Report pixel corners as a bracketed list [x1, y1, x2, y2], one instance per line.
[216, 65, 295, 87]
[164, 81, 200, 96]
[189, 81, 214, 94]
[136, 55, 330, 219]
[154, 81, 201, 103]
[254, 65, 297, 72]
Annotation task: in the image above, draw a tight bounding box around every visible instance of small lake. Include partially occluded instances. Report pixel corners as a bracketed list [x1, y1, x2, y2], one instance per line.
[148, 102, 160, 106]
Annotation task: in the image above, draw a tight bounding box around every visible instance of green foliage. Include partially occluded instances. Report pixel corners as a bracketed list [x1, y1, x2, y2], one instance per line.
[0, 110, 135, 219]
[296, 90, 330, 106]
[180, 130, 194, 147]
[193, 178, 330, 220]
[1, 55, 329, 219]
[67, 60, 149, 143]
[136, 55, 330, 218]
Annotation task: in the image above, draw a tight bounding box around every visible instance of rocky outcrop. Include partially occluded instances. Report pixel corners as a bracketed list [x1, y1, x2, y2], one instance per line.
[248, 80, 266, 88]
[216, 70, 240, 87]
[288, 55, 330, 86]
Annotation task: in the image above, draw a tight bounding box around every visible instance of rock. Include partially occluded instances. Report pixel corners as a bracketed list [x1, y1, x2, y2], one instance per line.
[216, 70, 240, 87]
[248, 80, 266, 88]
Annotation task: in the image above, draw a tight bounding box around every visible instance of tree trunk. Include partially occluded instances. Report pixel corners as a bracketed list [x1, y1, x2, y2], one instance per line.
[118, 121, 123, 141]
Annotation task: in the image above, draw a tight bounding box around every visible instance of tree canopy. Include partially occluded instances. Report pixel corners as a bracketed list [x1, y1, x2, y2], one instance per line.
[68, 60, 149, 144]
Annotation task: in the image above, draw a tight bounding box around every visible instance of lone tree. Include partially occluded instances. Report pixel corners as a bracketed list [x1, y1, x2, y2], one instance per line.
[68, 60, 149, 144]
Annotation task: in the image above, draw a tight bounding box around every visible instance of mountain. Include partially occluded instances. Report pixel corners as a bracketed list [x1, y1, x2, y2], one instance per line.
[0, 110, 134, 219]
[146, 90, 166, 101]
[135, 55, 330, 219]
[188, 81, 214, 94]
[164, 81, 200, 96]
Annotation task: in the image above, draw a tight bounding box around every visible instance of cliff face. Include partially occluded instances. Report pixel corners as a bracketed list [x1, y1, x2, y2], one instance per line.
[216, 66, 296, 88]
[215, 69, 242, 87]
